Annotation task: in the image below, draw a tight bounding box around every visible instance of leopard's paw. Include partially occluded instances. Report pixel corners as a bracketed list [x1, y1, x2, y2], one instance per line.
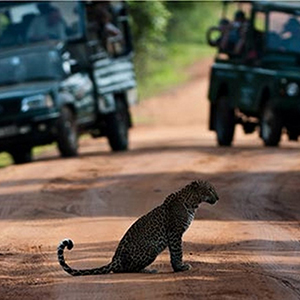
[173, 263, 192, 272]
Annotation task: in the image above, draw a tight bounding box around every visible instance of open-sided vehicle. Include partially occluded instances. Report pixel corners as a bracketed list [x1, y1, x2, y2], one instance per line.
[207, 1, 300, 146]
[0, 1, 137, 163]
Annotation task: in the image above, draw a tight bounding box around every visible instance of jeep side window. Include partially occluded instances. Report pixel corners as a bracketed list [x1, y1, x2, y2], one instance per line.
[267, 12, 300, 54]
[281, 17, 300, 53]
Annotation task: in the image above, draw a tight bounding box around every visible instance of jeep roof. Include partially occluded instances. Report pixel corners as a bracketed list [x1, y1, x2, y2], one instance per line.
[252, 1, 300, 13]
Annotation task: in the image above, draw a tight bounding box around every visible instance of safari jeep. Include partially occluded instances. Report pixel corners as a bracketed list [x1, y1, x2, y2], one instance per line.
[207, 1, 300, 146]
[0, 1, 137, 164]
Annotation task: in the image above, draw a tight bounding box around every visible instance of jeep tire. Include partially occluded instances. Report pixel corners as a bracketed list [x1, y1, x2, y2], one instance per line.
[10, 147, 32, 164]
[215, 96, 235, 146]
[57, 106, 78, 157]
[105, 100, 129, 151]
[260, 102, 282, 147]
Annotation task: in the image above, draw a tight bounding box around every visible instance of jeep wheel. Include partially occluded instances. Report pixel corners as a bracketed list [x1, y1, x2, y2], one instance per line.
[57, 107, 78, 157]
[10, 147, 32, 164]
[260, 102, 282, 147]
[215, 96, 235, 146]
[105, 100, 129, 151]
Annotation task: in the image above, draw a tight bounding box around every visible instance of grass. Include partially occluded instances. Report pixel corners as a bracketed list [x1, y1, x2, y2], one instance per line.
[136, 43, 214, 99]
[0, 152, 12, 168]
[0, 143, 56, 168]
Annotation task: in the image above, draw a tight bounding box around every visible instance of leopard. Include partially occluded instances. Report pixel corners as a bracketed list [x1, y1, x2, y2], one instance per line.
[57, 180, 219, 276]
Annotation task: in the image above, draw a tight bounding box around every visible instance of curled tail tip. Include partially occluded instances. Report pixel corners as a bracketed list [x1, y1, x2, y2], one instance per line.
[58, 238, 74, 250]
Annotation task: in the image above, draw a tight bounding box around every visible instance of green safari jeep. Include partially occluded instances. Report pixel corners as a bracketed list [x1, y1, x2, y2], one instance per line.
[0, 1, 137, 164]
[207, 1, 300, 146]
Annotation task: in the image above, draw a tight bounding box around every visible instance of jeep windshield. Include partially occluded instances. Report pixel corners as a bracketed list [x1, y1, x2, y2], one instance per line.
[267, 11, 300, 54]
[0, 46, 65, 86]
[0, 1, 83, 48]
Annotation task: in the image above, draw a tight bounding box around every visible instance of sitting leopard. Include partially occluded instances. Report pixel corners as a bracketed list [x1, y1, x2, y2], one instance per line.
[57, 180, 219, 275]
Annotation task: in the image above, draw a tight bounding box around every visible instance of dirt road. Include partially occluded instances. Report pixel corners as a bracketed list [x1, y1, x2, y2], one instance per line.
[1, 59, 300, 300]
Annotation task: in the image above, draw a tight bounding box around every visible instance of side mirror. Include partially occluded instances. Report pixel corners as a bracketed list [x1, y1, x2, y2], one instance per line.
[62, 59, 80, 75]
[62, 51, 81, 74]
[70, 59, 81, 74]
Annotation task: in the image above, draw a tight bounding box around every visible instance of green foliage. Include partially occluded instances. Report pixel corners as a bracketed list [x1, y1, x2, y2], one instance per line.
[128, 1, 170, 72]
[166, 2, 222, 44]
[0, 152, 12, 168]
[138, 42, 213, 99]
[128, 1, 222, 99]
[129, 1, 170, 49]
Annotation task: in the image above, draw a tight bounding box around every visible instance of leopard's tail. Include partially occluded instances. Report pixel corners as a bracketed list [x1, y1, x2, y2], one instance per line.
[57, 239, 113, 276]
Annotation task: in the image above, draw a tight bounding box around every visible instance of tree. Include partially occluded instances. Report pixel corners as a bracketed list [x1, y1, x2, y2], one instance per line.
[128, 1, 170, 74]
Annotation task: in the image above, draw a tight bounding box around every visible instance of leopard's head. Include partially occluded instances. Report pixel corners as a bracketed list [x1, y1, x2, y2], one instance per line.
[184, 180, 219, 210]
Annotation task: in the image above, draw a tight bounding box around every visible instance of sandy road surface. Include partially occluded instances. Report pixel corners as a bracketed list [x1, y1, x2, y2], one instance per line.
[1, 59, 300, 300]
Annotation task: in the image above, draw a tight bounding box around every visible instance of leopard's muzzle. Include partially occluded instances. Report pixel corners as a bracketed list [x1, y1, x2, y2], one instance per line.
[205, 194, 219, 205]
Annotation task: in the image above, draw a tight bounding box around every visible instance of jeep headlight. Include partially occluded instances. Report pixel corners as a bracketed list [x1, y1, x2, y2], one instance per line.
[62, 61, 71, 74]
[286, 82, 299, 97]
[21, 94, 54, 112]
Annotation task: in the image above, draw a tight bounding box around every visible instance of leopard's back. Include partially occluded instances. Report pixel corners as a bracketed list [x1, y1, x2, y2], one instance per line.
[112, 205, 168, 272]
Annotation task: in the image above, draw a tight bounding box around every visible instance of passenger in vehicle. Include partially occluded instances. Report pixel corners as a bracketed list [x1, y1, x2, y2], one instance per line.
[232, 10, 249, 54]
[220, 10, 248, 56]
[267, 31, 282, 51]
[19, 13, 36, 39]
[87, 2, 123, 55]
[27, 5, 66, 42]
[281, 17, 300, 53]
[97, 4, 121, 37]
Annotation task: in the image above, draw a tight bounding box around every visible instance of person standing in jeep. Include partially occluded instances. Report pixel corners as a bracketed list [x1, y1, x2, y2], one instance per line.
[219, 10, 249, 56]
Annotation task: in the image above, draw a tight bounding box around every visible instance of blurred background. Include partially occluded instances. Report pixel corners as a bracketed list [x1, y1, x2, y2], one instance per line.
[0, 1, 222, 167]
[129, 1, 220, 98]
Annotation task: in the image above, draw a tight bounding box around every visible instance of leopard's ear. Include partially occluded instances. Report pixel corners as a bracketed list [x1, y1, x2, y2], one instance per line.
[188, 181, 201, 192]
[190, 180, 204, 189]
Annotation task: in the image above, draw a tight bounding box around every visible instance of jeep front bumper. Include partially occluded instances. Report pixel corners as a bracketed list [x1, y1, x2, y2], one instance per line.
[0, 111, 60, 152]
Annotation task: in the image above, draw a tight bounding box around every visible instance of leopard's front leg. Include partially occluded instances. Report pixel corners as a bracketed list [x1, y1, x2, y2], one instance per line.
[168, 231, 191, 272]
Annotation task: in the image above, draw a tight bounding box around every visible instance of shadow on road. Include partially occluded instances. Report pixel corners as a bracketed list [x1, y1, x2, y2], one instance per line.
[35, 142, 300, 163]
[0, 167, 299, 221]
[1, 239, 299, 300]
